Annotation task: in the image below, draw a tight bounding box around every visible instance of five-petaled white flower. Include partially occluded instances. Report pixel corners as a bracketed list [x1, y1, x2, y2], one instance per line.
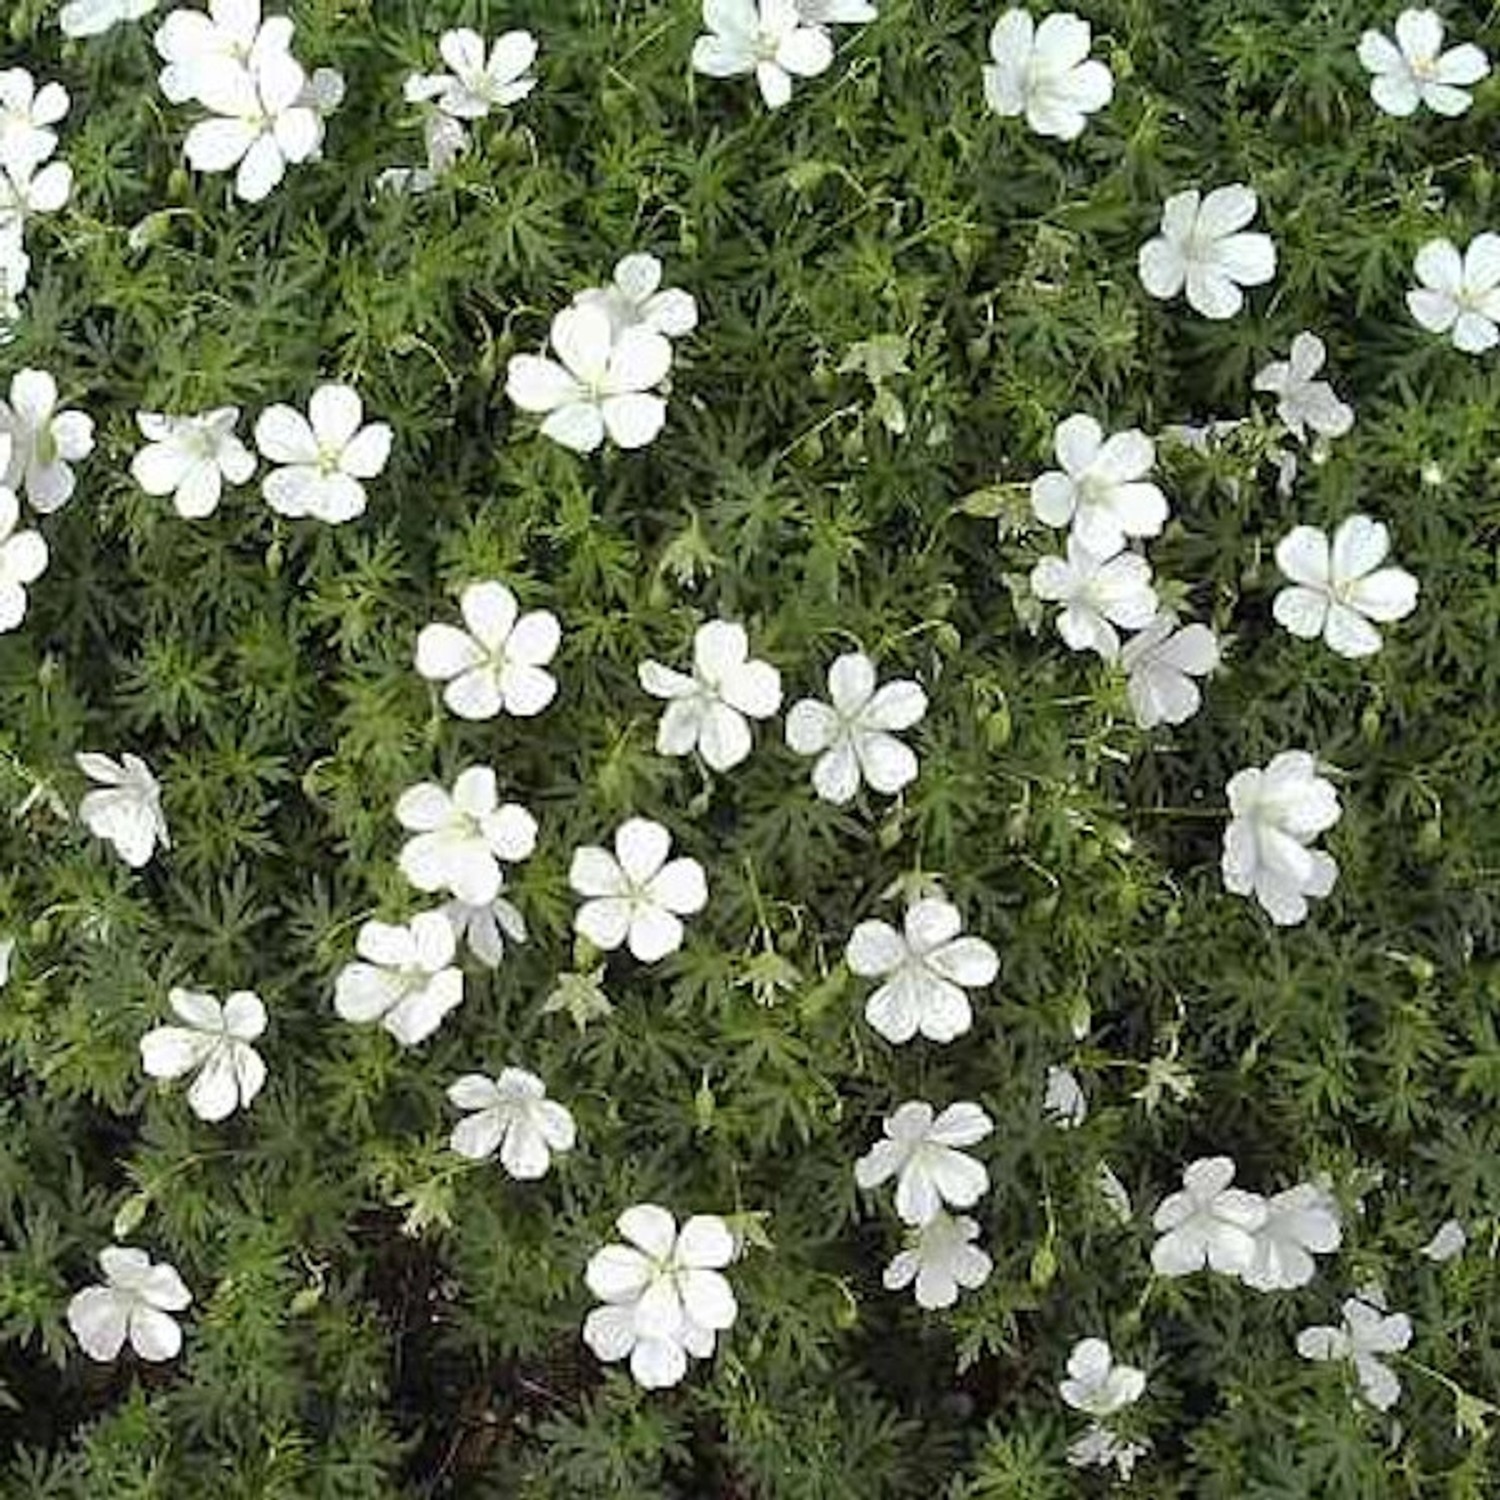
[139, 987, 268, 1122]
[847, 898, 999, 1045]
[569, 817, 708, 963]
[854, 1099, 993, 1226]
[0, 369, 94, 514]
[1031, 534, 1158, 660]
[441, 894, 527, 969]
[0, 466, 47, 633]
[1043, 1064, 1087, 1127]
[573, 253, 699, 340]
[1297, 1295, 1412, 1411]
[1120, 613, 1220, 729]
[506, 304, 672, 454]
[691, 0, 836, 111]
[60, 0, 158, 39]
[1151, 1156, 1267, 1278]
[0, 69, 70, 174]
[981, 9, 1114, 141]
[447, 1068, 576, 1179]
[785, 651, 927, 804]
[639, 620, 783, 772]
[333, 911, 464, 1046]
[416, 581, 561, 721]
[154, 0, 279, 106]
[67, 1246, 191, 1363]
[584, 1204, 738, 1390]
[1240, 1182, 1342, 1292]
[1407, 235, 1500, 354]
[1030, 413, 1168, 556]
[254, 382, 392, 523]
[405, 29, 538, 120]
[1358, 9, 1489, 118]
[883, 1209, 993, 1310]
[1254, 332, 1354, 443]
[1059, 1338, 1146, 1418]
[131, 408, 256, 518]
[76, 752, 170, 868]
[1222, 751, 1341, 925]
[1273, 516, 1418, 659]
[396, 766, 538, 908]
[1138, 185, 1277, 320]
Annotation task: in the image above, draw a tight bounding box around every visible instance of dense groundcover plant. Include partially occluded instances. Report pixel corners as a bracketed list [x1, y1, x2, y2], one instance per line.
[2, 0, 1500, 1494]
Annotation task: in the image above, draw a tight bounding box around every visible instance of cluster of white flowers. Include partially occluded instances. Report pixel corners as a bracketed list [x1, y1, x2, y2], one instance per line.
[0, 68, 72, 332]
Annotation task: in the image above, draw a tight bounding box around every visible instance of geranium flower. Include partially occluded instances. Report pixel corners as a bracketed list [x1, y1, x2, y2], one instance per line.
[1253, 332, 1354, 443]
[1138, 185, 1276, 320]
[1273, 516, 1418, 659]
[691, 0, 835, 110]
[154, 0, 283, 106]
[1059, 1338, 1146, 1418]
[441, 894, 527, 969]
[0, 472, 47, 633]
[333, 912, 464, 1046]
[883, 1210, 993, 1309]
[1120, 613, 1219, 729]
[396, 766, 538, 907]
[67, 1247, 191, 1363]
[1420, 1219, 1466, 1262]
[981, 9, 1114, 141]
[1358, 9, 1488, 117]
[60, 0, 158, 38]
[0, 368, 93, 513]
[447, 1068, 576, 1179]
[569, 817, 708, 963]
[1043, 1064, 1087, 1127]
[131, 408, 256, 518]
[785, 651, 926, 804]
[0, 69, 70, 173]
[1297, 1295, 1412, 1411]
[573, 253, 698, 340]
[1151, 1156, 1267, 1277]
[639, 620, 782, 772]
[1222, 751, 1341, 925]
[76, 752, 170, 868]
[1030, 413, 1167, 556]
[1407, 235, 1500, 354]
[139, 987, 267, 1122]
[254, 382, 392, 523]
[1066, 1424, 1150, 1479]
[1030, 535, 1158, 660]
[847, 898, 999, 1045]
[415, 581, 561, 721]
[1239, 1182, 1342, 1292]
[404, 29, 538, 120]
[854, 1100, 993, 1226]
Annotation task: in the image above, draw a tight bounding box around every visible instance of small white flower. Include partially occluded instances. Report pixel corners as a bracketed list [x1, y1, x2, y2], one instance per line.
[447, 1068, 576, 1179]
[154, 0, 283, 106]
[847, 898, 998, 1045]
[0, 69, 70, 174]
[139, 987, 267, 1122]
[1273, 516, 1418, 659]
[67, 1246, 191, 1363]
[1358, 9, 1488, 117]
[569, 817, 708, 964]
[254, 382, 392, 523]
[691, 0, 835, 110]
[441, 894, 527, 969]
[1119, 613, 1220, 730]
[854, 1100, 993, 1226]
[573, 253, 698, 340]
[1420, 1219, 1466, 1263]
[333, 912, 464, 1047]
[1030, 413, 1167, 556]
[404, 29, 538, 121]
[1240, 1182, 1342, 1292]
[0, 368, 94, 513]
[1297, 1295, 1412, 1411]
[1222, 751, 1341, 925]
[785, 651, 927, 804]
[1253, 332, 1354, 443]
[1043, 1064, 1087, 1128]
[395, 766, 538, 908]
[1067, 1423, 1150, 1479]
[1030, 534, 1158, 660]
[1151, 1156, 1267, 1278]
[415, 581, 560, 721]
[882, 1210, 993, 1310]
[0, 475, 48, 633]
[60, 0, 158, 39]
[1407, 235, 1500, 354]
[131, 408, 255, 518]
[76, 752, 170, 868]
[982, 9, 1114, 141]
[1059, 1337, 1146, 1418]
[1138, 184, 1277, 320]
[0, 153, 72, 238]
[639, 620, 782, 772]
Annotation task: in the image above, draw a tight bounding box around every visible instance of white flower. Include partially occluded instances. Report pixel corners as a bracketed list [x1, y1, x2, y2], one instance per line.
[847, 898, 998, 1045]
[507, 305, 673, 454]
[254, 382, 392, 523]
[0, 153, 72, 239]
[1240, 1183, 1342, 1292]
[691, 0, 835, 110]
[0, 228, 27, 327]
[333, 912, 464, 1047]
[441, 895, 527, 969]
[1138, 184, 1276, 320]
[0, 475, 47, 633]
[0, 69, 70, 174]
[584, 1204, 738, 1390]
[796, 0, 877, 20]
[447, 1068, 576, 1179]
[415, 582, 560, 721]
[67, 1247, 191, 1363]
[639, 620, 782, 772]
[569, 817, 708, 964]
[1030, 534, 1157, 660]
[1253, 332, 1354, 443]
[573, 253, 698, 340]
[139, 987, 267, 1122]
[1297, 1296, 1412, 1411]
[154, 0, 284, 106]
[1151, 1156, 1267, 1278]
[404, 29, 538, 120]
[1043, 1064, 1087, 1128]
[1420, 1219, 1466, 1263]
[1120, 613, 1219, 729]
[1273, 516, 1418, 659]
[981, 9, 1114, 141]
[131, 408, 255, 518]
[1222, 751, 1341, 925]
[395, 766, 538, 908]
[1067, 1423, 1150, 1479]
[785, 651, 926, 804]
[1059, 1338, 1146, 1418]
[0, 368, 94, 513]
[60, 0, 158, 39]
[854, 1100, 993, 1226]
[76, 752, 170, 868]
[1030, 413, 1167, 556]
[1358, 9, 1488, 117]
[882, 1210, 993, 1310]
[1407, 235, 1500, 354]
